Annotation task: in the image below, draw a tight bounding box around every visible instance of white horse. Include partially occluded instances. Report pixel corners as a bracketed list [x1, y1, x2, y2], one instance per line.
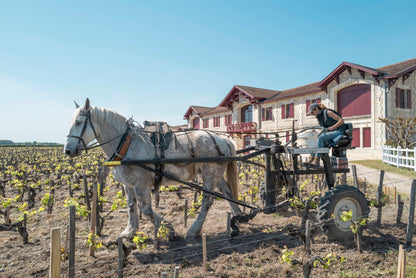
[64, 99, 242, 239]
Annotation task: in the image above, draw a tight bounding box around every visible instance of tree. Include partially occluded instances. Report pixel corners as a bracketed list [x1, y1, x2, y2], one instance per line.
[379, 117, 416, 148]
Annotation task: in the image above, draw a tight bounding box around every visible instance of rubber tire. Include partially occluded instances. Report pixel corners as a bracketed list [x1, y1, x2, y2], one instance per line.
[317, 185, 369, 241]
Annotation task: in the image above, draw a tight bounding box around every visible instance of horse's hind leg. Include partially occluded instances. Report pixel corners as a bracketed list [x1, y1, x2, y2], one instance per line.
[120, 185, 139, 239]
[186, 190, 214, 238]
[135, 186, 176, 241]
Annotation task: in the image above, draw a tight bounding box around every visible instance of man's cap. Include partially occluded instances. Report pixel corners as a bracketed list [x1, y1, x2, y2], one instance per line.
[307, 103, 320, 115]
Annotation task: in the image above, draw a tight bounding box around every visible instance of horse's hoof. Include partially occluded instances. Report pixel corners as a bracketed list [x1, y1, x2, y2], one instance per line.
[168, 230, 177, 241]
[184, 233, 200, 242]
[120, 229, 135, 239]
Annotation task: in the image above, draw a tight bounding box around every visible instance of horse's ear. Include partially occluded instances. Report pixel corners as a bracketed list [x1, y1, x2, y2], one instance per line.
[74, 101, 80, 109]
[85, 98, 90, 110]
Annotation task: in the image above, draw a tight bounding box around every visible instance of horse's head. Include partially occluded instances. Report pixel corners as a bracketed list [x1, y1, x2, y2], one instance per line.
[64, 98, 97, 157]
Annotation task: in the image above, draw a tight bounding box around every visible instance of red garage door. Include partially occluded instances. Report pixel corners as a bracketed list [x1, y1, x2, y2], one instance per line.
[363, 127, 371, 148]
[337, 84, 371, 117]
[352, 128, 360, 148]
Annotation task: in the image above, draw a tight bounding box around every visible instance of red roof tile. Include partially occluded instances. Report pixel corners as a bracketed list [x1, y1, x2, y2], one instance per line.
[265, 82, 321, 103]
[219, 85, 280, 107]
[377, 58, 416, 76]
[183, 105, 214, 119]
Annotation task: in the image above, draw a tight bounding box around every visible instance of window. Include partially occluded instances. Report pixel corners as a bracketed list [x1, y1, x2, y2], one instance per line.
[213, 116, 220, 127]
[225, 114, 232, 125]
[241, 105, 253, 122]
[281, 103, 294, 119]
[306, 98, 320, 114]
[203, 119, 209, 128]
[286, 131, 290, 144]
[261, 107, 273, 121]
[396, 88, 411, 109]
[244, 135, 251, 148]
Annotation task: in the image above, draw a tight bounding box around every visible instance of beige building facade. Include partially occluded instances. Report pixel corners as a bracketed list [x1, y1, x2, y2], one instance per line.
[184, 58, 416, 150]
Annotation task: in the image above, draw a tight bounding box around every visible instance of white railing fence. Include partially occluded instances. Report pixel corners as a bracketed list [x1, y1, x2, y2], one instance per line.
[382, 146, 416, 171]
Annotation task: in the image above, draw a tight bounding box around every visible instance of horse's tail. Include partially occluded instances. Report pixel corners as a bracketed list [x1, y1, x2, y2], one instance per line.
[226, 160, 239, 200]
[225, 139, 239, 200]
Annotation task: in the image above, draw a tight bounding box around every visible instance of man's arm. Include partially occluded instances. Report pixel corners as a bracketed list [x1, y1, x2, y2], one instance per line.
[327, 110, 344, 131]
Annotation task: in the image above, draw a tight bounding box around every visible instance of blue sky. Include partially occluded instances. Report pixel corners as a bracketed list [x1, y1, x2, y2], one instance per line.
[1, 0, 415, 143]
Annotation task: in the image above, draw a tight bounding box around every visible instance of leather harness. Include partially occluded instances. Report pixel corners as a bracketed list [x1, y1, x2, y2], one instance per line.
[108, 131, 132, 161]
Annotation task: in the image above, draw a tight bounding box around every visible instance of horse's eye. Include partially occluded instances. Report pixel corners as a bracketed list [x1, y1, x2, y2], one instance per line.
[75, 120, 81, 126]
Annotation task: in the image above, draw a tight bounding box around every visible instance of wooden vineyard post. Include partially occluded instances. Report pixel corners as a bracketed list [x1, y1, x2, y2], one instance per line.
[173, 266, 180, 278]
[405, 180, 416, 247]
[305, 220, 311, 255]
[341, 172, 347, 185]
[98, 166, 105, 204]
[64, 225, 69, 262]
[227, 212, 231, 237]
[184, 199, 188, 228]
[5, 206, 11, 224]
[352, 165, 358, 189]
[68, 182, 73, 197]
[69, 205, 76, 278]
[363, 177, 367, 193]
[386, 186, 390, 204]
[90, 183, 98, 256]
[50, 227, 61, 278]
[396, 194, 404, 224]
[47, 180, 55, 214]
[202, 233, 207, 271]
[117, 237, 124, 278]
[376, 170, 385, 226]
[83, 175, 91, 217]
[356, 225, 363, 253]
[21, 213, 28, 244]
[397, 244, 406, 278]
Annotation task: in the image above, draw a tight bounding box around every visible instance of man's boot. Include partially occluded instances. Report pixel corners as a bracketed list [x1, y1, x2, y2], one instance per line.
[303, 156, 315, 166]
[311, 156, 321, 167]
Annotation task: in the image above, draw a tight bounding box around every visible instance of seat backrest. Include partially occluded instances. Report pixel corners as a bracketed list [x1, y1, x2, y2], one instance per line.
[344, 122, 353, 139]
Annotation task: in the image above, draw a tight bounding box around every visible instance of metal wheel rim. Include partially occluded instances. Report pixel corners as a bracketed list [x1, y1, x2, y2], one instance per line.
[333, 197, 361, 232]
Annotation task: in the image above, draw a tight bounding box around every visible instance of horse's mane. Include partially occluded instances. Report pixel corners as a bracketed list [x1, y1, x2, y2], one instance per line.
[91, 106, 129, 130]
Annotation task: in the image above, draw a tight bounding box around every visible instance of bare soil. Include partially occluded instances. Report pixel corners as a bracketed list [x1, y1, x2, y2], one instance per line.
[1, 148, 416, 278]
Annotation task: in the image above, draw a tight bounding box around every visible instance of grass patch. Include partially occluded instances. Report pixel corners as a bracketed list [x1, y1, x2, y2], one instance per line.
[349, 159, 416, 179]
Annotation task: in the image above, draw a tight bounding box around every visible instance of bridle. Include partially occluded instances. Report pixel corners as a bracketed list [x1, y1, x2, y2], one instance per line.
[66, 108, 129, 155]
[66, 109, 98, 154]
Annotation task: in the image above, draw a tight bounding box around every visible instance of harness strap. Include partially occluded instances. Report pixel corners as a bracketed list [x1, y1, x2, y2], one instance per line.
[109, 129, 132, 161]
[153, 122, 164, 189]
[184, 132, 196, 158]
[205, 131, 225, 156]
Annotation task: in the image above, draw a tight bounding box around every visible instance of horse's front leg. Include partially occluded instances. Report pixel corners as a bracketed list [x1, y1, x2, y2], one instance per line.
[135, 185, 176, 241]
[120, 185, 139, 239]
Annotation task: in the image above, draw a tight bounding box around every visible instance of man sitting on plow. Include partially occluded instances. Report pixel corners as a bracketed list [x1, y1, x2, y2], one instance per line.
[304, 103, 349, 167]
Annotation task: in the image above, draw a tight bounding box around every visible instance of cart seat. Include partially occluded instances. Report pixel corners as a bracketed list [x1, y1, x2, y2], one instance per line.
[332, 123, 354, 157]
[335, 123, 353, 149]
